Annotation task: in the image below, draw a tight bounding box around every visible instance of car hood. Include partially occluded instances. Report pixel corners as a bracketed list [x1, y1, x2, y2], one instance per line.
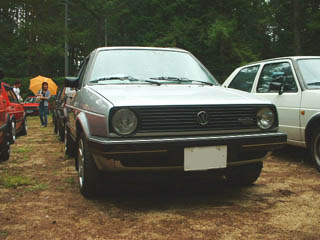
[88, 84, 272, 106]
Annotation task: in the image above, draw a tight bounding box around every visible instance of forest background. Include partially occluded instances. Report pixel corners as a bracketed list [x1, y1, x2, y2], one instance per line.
[0, 0, 319, 99]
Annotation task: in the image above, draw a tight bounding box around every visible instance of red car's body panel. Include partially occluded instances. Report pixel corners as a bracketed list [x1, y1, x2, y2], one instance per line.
[1, 82, 25, 132]
[0, 86, 9, 146]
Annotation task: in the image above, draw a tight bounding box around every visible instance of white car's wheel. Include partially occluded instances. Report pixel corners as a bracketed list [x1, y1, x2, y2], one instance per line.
[311, 127, 320, 171]
[77, 132, 100, 198]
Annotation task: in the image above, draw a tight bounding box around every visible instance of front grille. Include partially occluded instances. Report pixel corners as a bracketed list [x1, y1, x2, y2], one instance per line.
[111, 105, 268, 133]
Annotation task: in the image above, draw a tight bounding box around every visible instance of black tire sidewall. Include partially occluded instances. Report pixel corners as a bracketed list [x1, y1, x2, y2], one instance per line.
[65, 125, 75, 157]
[78, 132, 100, 198]
[310, 127, 320, 171]
[0, 128, 11, 162]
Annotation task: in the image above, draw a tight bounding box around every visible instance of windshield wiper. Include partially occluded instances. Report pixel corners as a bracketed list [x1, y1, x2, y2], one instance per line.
[90, 75, 139, 83]
[150, 77, 214, 86]
[307, 82, 320, 86]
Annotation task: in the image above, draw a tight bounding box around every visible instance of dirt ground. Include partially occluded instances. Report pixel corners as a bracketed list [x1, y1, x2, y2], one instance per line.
[1, 116, 320, 240]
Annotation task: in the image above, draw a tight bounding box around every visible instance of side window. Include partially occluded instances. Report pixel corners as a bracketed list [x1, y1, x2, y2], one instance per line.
[228, 65, 260, 92]
[5, 87, 18, 103]
[257, 62, 298, 93]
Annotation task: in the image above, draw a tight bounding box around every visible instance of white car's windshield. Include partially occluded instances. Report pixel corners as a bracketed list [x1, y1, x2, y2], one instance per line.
[297, 58, 320, 89]
[89, 49, 218, 85]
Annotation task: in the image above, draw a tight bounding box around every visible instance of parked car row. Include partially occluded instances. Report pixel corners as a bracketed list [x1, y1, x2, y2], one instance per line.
[5, 48, 318, 199]
[223, 56, 320, 170]
[52, 87, 74, 141]
[0, 71, 27, 162]
[54, 47, 287, 198]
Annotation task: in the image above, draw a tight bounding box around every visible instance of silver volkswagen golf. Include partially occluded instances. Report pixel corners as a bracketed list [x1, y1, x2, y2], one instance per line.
[64, 47, 286, 198]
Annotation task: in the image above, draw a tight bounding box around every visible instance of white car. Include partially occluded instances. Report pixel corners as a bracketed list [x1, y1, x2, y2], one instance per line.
[223, 56, 320, 170]
[63, 47, 286, 198]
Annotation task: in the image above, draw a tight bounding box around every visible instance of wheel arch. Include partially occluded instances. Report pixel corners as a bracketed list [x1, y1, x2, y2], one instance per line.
[305, 113, 320, 149]
[75, 112, 90, 142]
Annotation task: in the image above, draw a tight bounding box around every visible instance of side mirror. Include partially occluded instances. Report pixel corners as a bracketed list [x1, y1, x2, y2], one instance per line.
[64, 77, 79, 88]
[269, 81, 285, 95]
[270, 76, 285, 95]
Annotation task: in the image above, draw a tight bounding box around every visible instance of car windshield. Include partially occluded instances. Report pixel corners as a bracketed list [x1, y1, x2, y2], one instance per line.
[89, 49, 218, 85]
[297, 58, 320, 89]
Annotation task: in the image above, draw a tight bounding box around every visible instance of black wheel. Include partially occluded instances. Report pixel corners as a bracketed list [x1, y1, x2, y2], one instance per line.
[77, 132, 101, 198]
[225, 162, 263, 186]
[310, 127, 320, 171]
[53, 116, 58, 134]
[58, 121, 65, 141]
[20, 117, 27, 136]
[9, 120, 16, 144]
[64, 124, 76, 157]
[0, 128, 11, 162]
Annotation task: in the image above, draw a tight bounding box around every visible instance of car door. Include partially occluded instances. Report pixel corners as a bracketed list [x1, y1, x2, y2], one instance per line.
[5, 86, 25, 130]
[253, 61, 302, 143]
[66, 57, 90, 138]
[0, 87, 7, 142]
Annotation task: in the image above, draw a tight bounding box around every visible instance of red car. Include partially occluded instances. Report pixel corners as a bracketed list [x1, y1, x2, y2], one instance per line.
[0, 81, 10, 162]
[23, 96, 40, 116]
[1, 82, 27, 144]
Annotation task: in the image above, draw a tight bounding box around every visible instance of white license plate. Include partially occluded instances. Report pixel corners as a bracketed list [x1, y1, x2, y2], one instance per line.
[184, 145, 227, 171]
[26, 110, 34, 113]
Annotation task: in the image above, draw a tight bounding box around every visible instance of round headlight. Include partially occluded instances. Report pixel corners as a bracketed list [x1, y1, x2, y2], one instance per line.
[112, 109, 138, 135]
[257, 107, 275, 130]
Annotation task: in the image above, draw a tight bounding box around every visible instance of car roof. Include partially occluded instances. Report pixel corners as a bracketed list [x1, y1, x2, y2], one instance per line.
[250, 56, 320, 65]
[95, 46, 188, 53]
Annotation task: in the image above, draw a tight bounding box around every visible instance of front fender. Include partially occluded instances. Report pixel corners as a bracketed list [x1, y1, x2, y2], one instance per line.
[74, 111, 108, 141]
[75, 111, 91, 141]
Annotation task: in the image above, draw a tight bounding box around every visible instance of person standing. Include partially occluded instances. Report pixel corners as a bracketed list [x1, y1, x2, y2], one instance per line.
[37, 82, 50, 127]
[13, 80, 23, 101]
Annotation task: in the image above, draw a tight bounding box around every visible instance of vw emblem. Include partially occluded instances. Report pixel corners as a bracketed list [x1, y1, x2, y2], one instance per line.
[197, 111, 209, 126]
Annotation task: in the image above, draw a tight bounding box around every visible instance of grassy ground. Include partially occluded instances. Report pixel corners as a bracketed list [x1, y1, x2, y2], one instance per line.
[1, 116, 320, 239]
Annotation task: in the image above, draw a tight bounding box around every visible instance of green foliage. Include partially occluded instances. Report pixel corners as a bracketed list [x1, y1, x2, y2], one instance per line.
[0, 0, 319, 82]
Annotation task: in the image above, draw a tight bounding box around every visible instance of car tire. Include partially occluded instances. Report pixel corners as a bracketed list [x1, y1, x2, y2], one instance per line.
[9, 120, 16, 144]
[310, 127, 320, 171]
[53, 117, 58, 134]
[20, 117, 27, 136]
[58, 121, 65, 141]
[77, 132, 101, 198]
[225, 162, 263, 186]
[0, 128, 11, 162]
[64, 124, 76, 157]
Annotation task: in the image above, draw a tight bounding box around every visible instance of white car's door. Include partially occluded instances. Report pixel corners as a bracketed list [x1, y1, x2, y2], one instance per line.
[252, 61, 302, 143]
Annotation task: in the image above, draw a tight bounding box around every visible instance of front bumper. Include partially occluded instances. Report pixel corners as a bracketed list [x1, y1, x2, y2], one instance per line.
[88, 132, 287, 171]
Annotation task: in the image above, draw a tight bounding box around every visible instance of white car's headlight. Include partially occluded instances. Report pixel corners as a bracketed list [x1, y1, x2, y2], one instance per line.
[257, 107, 275, 130]
[112, 109, 138, 135]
